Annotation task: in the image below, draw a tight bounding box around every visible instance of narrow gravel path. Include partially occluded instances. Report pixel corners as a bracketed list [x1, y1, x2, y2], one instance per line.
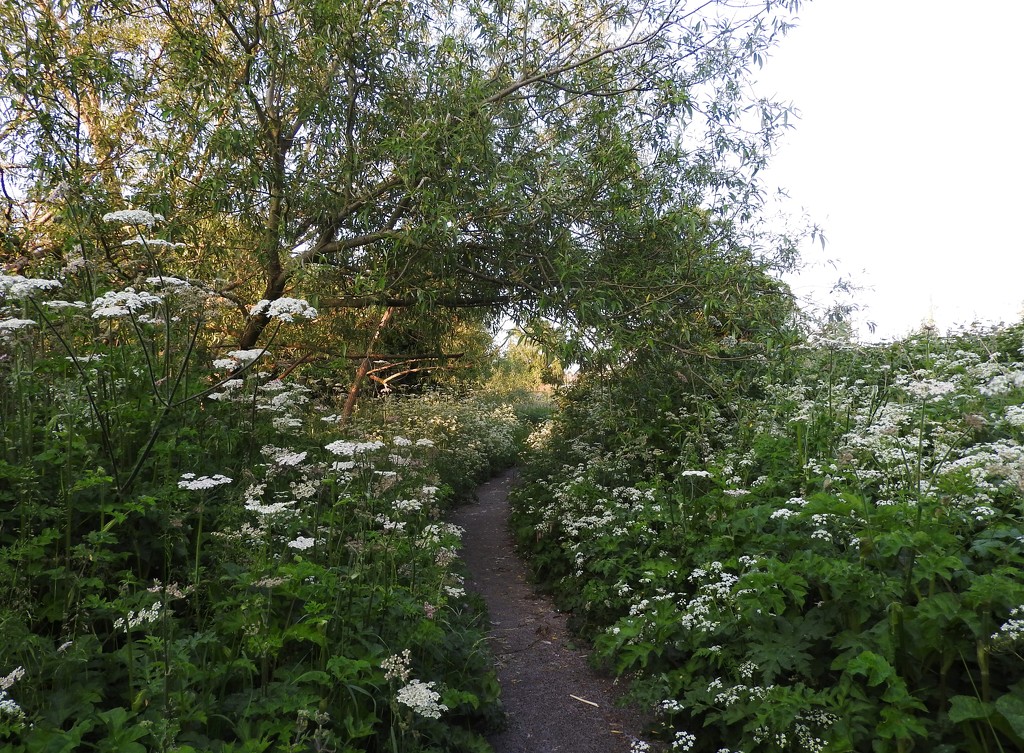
[450, 468, 652, 753]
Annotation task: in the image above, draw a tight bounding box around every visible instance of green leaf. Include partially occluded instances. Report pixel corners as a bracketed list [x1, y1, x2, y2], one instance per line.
[995, 692, 1024, 739]
[948, 695, 993, 723]
[845, 650, 897, 686]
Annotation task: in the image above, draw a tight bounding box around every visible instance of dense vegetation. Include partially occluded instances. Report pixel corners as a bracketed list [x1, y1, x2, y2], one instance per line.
[0, 228, 551, 750]
[6, 2, 1021, 752]
[513, 326, 1024, 752]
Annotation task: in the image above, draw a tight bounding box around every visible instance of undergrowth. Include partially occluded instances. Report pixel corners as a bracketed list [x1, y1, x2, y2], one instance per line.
[513, 327, 1024, 753]
[0, 211, 541, 752]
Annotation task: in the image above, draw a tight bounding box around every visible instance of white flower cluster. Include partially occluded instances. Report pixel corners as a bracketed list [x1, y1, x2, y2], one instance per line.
[897, 373, 960, 400]
[980, 369, 1024, 397]
[124, 237, 185, 249]
[91, 287, 162, 318]
[680, 563, 739, 633]
[250, 297, 318, 322]
[0, 318, 35, 337]
[395, 678, 448, 718]
[991, 606, 1024, 644]
[1003, 405, 1024, 428]
[178, 473, 233, 490]
[1, 274, 62, 299]
[0, 666, 25, 719]
[382, 649, 412, 682]
[256, 380, 310, 416]
[147, 579, 191, 599]
[261, 445, 308, 467]
[114, 601, 162, 632]
[325, 439, 386, 457]
[680, 469, 713, 478]
[287, 535, 316, 551]
[213, 348, 266, 371]
[673, 731, 697, 751]
[103, 209, 163, 226]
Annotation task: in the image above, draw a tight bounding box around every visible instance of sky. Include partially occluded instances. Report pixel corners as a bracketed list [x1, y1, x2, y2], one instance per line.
[753, 0, 1024, 341]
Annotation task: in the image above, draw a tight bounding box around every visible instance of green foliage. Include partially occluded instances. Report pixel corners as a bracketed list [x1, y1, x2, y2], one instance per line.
[513, 324, 1024, 752]
[0, 224, 534, 751]
[1, 0, 808, 357]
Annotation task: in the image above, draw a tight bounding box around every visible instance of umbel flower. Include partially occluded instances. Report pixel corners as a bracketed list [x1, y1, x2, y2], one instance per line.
[102, 209, 163, 227]
[91, 288, 162, 318]
[249, 297, 318, 322]
[178, 473, 233, 490]
[395, 679, 448, 719]
[0, 274, 62, 299]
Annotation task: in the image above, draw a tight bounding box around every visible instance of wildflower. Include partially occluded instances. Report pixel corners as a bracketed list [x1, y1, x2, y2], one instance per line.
[0, 318, 35, 333]
[991, 606, 1024, 644]
[253, 576, 288, 588]
[382, 649, 412, 682]
[325, 439, 385, 456]
[287, 535, 316, 551]
[245, 500, 297, 519]
[249, 297, 317, 322]
[273, 415, 303, 432]
[178, 473, 233, 490]
[123, 237, 184, 248]
[673, 731, 697, 751]
[0, 667, 24, 691]
[114, 601, 162, 632]
[680, 469, 713, 478]
[146, 580, 191, 599]
[43, 299, 87, 309]
[396, 679, 448, 718]
[0, 274, 62, 299]
[91, 287, 162, 318]
[102, 209, 162, 226]
[227, 348, 265, 364]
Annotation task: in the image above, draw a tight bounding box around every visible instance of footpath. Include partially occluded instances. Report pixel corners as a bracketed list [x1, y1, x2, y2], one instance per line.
[450, 469, 652, 753]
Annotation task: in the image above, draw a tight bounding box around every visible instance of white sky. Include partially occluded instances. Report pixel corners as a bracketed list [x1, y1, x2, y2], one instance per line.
[754, 0, 1024, 341]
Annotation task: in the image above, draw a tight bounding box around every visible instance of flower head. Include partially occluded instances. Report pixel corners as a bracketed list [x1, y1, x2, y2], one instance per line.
[178, 473, 233, 490]
[250, 297, 317, 322]
[91, 287, 162, 318]
[102, 209, 163, 227]
[1, 275, 62, 299]
[395, 679, 448, 718]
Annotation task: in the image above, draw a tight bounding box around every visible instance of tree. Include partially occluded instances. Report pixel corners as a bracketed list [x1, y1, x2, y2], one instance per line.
[1, 0, 806, 364]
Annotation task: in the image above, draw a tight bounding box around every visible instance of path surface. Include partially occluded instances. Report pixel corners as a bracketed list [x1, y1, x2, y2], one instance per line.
[450, 469, 651, 753]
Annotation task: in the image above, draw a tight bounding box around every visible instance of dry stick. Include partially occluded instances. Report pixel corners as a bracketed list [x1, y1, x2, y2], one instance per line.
[340, 306, 395, 425]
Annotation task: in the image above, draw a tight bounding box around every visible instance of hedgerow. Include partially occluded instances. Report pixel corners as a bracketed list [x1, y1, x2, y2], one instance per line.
[513, 327, 1024, 753]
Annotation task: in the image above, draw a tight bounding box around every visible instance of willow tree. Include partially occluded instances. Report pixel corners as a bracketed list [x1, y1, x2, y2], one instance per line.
[1, 0, 805, 364]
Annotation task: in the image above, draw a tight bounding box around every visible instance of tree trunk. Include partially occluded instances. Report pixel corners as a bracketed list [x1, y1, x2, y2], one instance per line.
[340, 307, 396, 425]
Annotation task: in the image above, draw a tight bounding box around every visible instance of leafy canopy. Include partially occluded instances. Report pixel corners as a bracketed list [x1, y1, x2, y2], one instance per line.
[1, 0, 806, 359]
